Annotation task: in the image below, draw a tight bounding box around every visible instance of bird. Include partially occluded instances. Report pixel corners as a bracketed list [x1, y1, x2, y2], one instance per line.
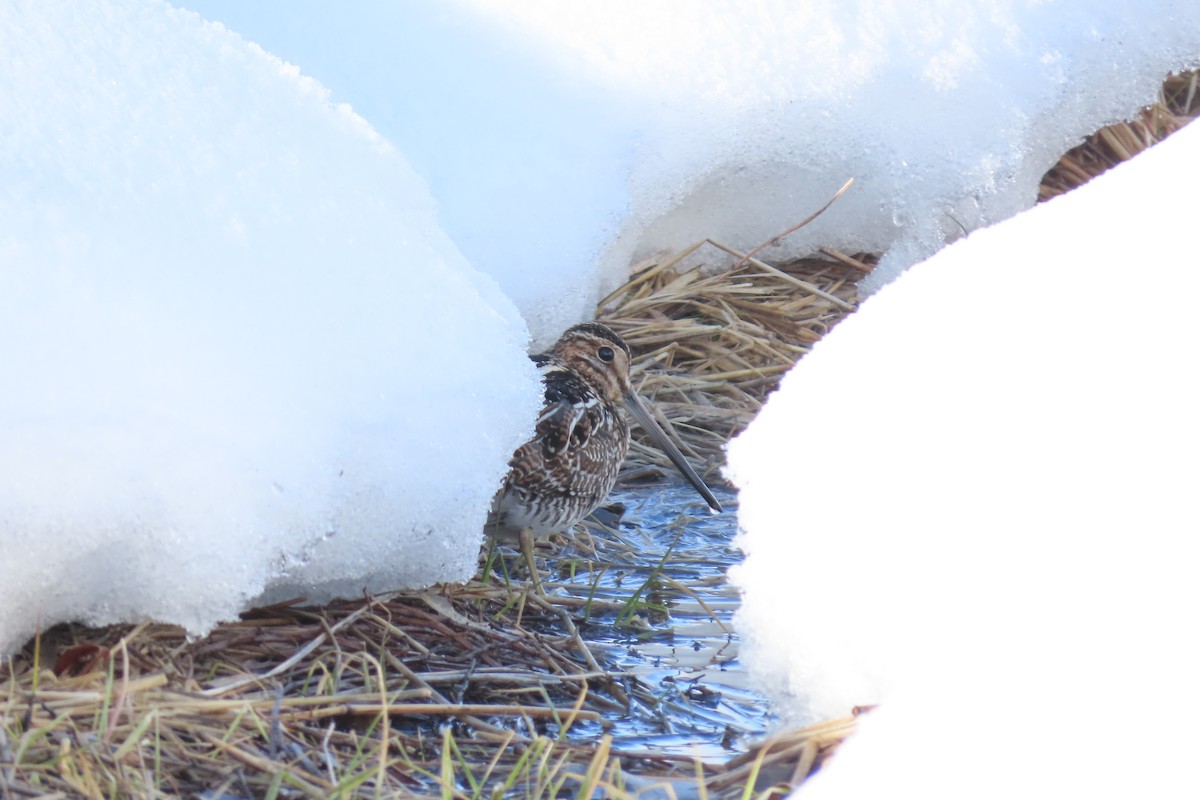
[486, 321, 722, 589]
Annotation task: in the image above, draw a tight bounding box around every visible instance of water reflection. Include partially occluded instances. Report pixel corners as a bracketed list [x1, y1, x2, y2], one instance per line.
[546, 481, 772, 761]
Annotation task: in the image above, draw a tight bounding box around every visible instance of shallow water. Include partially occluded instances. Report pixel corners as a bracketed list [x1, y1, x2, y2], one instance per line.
[545, 481, 771, 761]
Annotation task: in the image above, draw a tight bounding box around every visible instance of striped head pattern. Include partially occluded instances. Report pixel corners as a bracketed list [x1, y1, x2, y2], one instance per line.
[547, 322, 634, 406]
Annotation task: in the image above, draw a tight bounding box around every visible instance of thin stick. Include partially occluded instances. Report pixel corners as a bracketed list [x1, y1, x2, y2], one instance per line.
[281, 702, 603, 721]
[734, 177, 856, 268]
[199, 732, 331, 797]
[199, 603, 374, 697]
[818, 247, 874, 274]
[707, 239, 856, 310]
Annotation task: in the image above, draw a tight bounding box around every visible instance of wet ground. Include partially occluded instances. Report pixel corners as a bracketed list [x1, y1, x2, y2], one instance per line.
[534, 480, 771, 762]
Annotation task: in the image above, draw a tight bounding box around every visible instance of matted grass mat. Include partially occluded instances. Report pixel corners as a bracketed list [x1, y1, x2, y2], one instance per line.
[599, 242, 870, 472]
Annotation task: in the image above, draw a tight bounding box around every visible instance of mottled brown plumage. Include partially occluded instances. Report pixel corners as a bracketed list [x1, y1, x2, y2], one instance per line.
[488, 322, 720, 544]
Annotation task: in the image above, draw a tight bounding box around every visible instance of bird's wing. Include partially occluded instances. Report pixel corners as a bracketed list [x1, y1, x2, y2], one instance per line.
[533, 356, 604, 458]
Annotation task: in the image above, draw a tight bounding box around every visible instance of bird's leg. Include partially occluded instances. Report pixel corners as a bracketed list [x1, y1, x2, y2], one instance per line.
[518, 527, 544, 596]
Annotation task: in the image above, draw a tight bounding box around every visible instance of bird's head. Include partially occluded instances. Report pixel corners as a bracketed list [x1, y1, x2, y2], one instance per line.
[551, 322, 633, 405]
[549, 321, 723, 514]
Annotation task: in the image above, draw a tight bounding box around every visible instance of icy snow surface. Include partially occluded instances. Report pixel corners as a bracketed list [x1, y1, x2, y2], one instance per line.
[726, 117, 1200, 796]
[182, 1, 1200, 346]
[0, 2, 538, 656]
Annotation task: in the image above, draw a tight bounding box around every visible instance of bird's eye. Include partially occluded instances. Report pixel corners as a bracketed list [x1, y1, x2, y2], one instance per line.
[597, 346, 615, 363]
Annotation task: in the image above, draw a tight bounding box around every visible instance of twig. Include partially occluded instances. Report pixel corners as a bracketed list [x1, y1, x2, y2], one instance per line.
[734, 177, 856, 268]
[708, 239, 856, 311]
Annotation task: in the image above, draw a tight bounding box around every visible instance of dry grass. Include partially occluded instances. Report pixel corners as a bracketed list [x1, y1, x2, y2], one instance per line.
[599, 242, 870, 472]
[4, 70, 1198, 800]
[1, 589, 624, 798]
[0, 556, 855, 799]
[1040, 71, 1200, 201]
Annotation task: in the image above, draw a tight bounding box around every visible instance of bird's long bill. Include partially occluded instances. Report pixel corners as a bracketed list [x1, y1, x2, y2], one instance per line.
[623, 392, 723, 513]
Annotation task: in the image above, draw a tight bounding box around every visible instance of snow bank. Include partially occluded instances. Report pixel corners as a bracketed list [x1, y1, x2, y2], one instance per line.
[727, 113, 1200, 796]
[0, 1, 538, 656]
[182, 1, 1200, 345]
[177, 0, 637, 348]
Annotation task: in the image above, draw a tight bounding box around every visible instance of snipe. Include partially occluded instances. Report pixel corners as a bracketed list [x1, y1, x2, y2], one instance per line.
[487, 322, 721, 588]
